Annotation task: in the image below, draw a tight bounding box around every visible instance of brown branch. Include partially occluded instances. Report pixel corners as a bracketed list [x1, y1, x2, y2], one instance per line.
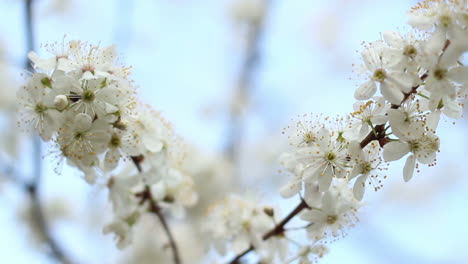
[262, 199, 309, 240]
[228, 199, 309, 264]
[149, 197, 182, 264]
[229, 245, 254, 264]
[132, 157, 182, 264]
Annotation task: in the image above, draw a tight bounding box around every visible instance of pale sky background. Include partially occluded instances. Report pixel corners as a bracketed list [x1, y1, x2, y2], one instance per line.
[0, 0, 467, 263]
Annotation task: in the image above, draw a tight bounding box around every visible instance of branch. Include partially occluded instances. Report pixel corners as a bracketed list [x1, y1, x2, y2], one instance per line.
[228, 199, 309, 264]
[225, 1, 271, 161]
[148, 191, 182, 264]
[0, 162, 74, 264]
[27, 183, 73, 264]
[362, 39, 450, 149]
[132, 157, 182, 264]
[20, 0, 75, 263]
[226, 40, 453, 263]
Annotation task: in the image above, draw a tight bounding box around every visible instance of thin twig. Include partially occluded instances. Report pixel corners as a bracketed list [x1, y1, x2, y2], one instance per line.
[228, 199, 309, 264]
[132, 157, 182, 264]
[148, 192, 182, 264]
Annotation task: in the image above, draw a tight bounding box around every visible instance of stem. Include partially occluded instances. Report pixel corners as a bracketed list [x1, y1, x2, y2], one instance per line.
[229, 245, 254, 264]
[149, 195, 182, 264]
[262, 199, 309, 240]
[132, 158, 182, 264]
[227, 199, 309, 264]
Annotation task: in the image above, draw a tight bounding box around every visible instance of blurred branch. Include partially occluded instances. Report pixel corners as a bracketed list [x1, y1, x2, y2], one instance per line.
[225, 0, 271, 162]
[1, 160, 73, 264]
[21, 1, 74, 263]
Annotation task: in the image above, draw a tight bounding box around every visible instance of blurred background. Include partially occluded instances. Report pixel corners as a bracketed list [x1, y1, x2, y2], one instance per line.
[0, 0, 467, 263]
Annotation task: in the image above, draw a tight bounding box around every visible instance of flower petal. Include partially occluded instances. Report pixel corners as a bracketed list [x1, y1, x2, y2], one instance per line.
[383, 141, 410, 161]
[403, 154, 416, 182]
[279, 179, 302, 198]
[355, 80, 377, 100]
[353, 175, 367, 201]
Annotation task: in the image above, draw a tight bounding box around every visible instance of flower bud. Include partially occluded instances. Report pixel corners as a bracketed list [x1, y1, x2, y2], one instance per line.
[54, 95, 69, 111]
[74, 113, 92, 131]
[263, 206, 274, 217]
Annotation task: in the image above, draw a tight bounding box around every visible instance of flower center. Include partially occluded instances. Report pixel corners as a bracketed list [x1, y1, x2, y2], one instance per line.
[41, 77, 52, 88]
[34, 103, 47, 114]
[433, 67, 447, 80]
[304, 132, 315, 144]
[439, 15, 452, 27]
[74, 132, 84, 140]
[109, 133, 121, 148]
[325, 152, 336, 162]
[372, 68, 386, 82]
[82, 64, 95, 74]
[409, 140, 420, 152]
[403, 45, 417, 58]
[82, 90, 95, 102]
[361, 161, 373, 175]
[326, 215, 337, 224]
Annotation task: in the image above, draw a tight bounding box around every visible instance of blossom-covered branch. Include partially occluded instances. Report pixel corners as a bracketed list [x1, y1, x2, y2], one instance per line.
[19, 37, 197, 263]
[205, 1, 468, 263]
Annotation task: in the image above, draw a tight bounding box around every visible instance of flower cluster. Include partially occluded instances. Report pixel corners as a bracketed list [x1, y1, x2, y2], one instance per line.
[204, 1, 467, 263]
[204, 195, 288, 263]
[18, 39, 197, 249]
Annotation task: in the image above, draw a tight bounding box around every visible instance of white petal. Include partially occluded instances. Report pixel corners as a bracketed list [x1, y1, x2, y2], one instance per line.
[425, 110, 441, 131]
[104, 149, 121, 171]
[416, 151, 436, 165]
[143, 136, 164, 153]
[390, 73, 419, 93]
[303, 182, 321, 208]
[383, 31, 402, 48]
[408, 14, 435, 30]
[355, 80, 377, 100]
[443, 99, 463, 119]
[370, 115, 389, 125]
[380, 82, 404, 105]
[448, 66, 468, 84]
[317, 169, 333, 192]
[279, 180, 302, 198]
[353, 175, 367, 201]
[383, 141, 410, 161]
[232, 235, 250, 254]
[403, 155, 416, 182]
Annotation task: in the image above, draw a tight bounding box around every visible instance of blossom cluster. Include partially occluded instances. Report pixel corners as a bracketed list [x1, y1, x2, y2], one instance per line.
[204, 195, 288, 263]
[17, 39, 198, 249]
[204, 0, 467, 263]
